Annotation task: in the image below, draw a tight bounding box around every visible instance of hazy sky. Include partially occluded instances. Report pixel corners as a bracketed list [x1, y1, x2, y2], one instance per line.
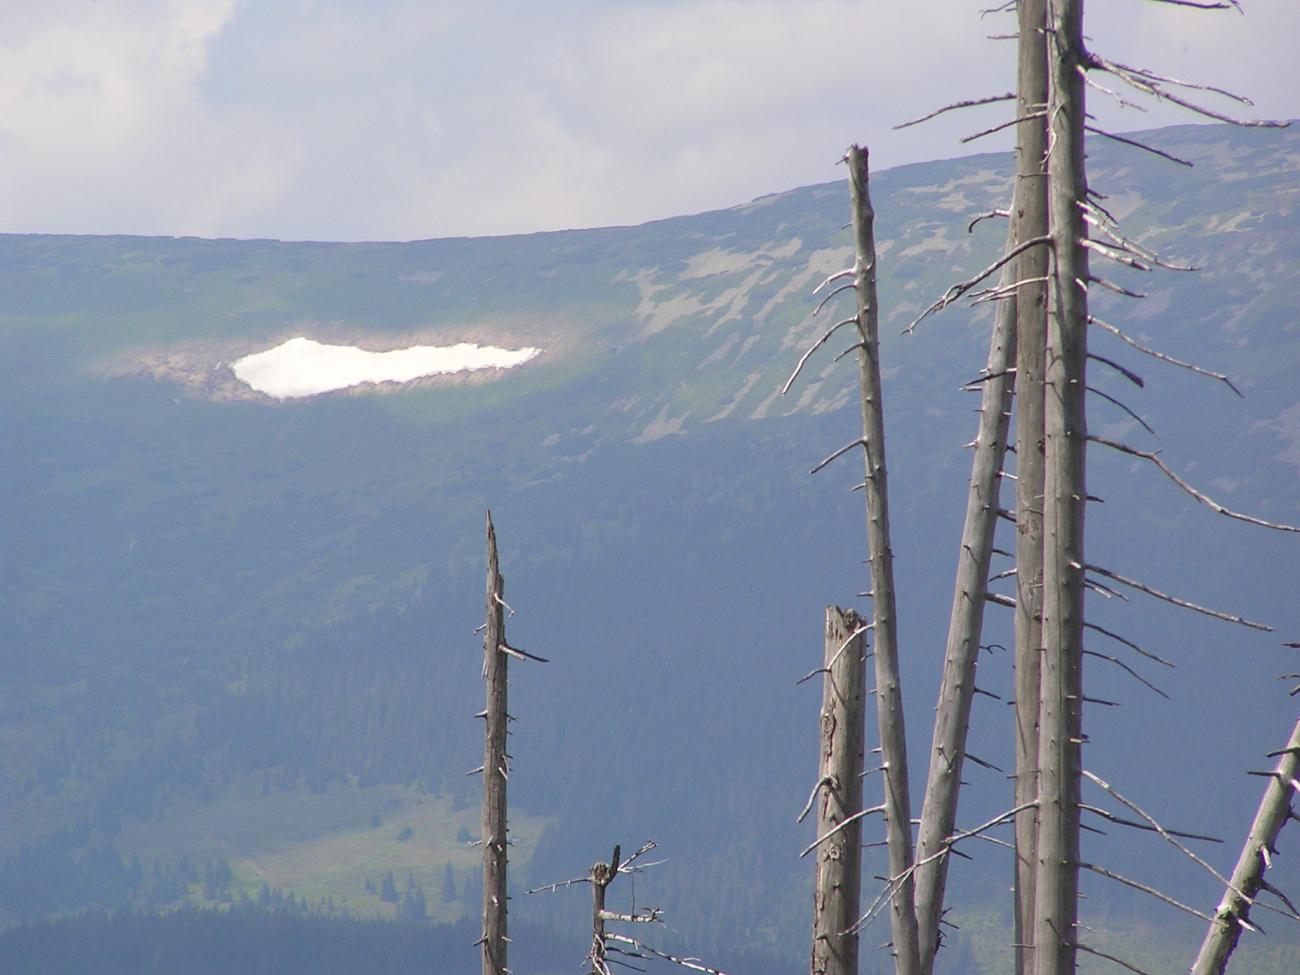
[3, 0, 1297, 242]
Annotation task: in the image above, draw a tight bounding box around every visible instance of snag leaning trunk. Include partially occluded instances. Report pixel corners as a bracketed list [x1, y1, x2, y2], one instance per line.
[1192, 715, 1300, 975]
[1035, 3, 1089, 974]
[1012, 3, 1050, 973]
[811, 607, 867, 975]
[912, 150, 1020, 975]
[847, 144, 921, 975]
[482, 512, 509, 975]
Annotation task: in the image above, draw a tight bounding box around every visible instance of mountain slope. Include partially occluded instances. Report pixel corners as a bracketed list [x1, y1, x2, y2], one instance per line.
[2, 121, 1300, 970]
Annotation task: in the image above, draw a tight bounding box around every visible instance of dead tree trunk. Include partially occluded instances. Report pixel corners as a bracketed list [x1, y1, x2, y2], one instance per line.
[811, 607, 867, 975]
[1012, 3, 1050, 974]
[589, 847, 619, 975]
[847, 144, 921, 975]
[1192, 715, 1300, 975]
[1034, 3, 1089, 974]
[912, 152, 1020, 975]
[482, 511, 509, 975]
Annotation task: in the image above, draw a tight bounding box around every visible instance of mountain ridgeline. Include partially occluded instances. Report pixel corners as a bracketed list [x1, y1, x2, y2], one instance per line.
[3, 121, 1300, 972]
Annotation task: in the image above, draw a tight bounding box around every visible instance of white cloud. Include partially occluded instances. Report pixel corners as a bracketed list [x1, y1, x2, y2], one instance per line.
[1, 0, 1296, 241]
[231, 337, 541, 399]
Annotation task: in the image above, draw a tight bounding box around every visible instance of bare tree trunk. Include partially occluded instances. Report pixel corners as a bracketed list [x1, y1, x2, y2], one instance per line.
[913, 221, 1018, 975]
[1034, 3, 1089, 974]
[590, 848, 619, 975]
[1013, 3, 1050, 974]
[1192, 715, 1300, 975]
[811, 607, 867, 975]
[482, 511, 509, 975]
[847, 144, 921, 975]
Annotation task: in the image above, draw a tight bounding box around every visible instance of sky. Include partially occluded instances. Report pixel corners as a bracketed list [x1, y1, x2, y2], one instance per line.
[2, 0, 1297, 242]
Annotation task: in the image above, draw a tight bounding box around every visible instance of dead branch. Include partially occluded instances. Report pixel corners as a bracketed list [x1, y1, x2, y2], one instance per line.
[1082, 650, 1169, 699]
[1088, 316, 1241, 395]
[604, 934, 733, 975]
[1080, 862, 1213, 920]
[1083, 772, 1248, 896]
[1088, 436, 1300, 534]
[1084, 125, 1193, 167]
[905, 236, 1052, 333]
[811, 438, 868, 475]
[524, 874, 590, 895]
[835, 342, 869, 364]
[1086, 562, 1273, 630]
[797, 775, 834, 823]
[895, 93, 1016, 130]
[500, 643, 549, 663]
[1088, 275, 1147, 299]
[814, 282, 857, 317]
[617, 841, 662, 873]
[1082, 803, 1221, 842]
[800, 805, 886, 858]
[1079, 203, 1196, 271]
[1087, 386, 1158, 438]
[814, 268, 856, 295]
[784, 317, 859, 394]
[1081, 70, 1147, 112]
[1088, 353, 1144, 387]
[1144, 0, 1237, 9]
[970, 275, 1052, 306]
[1085, 54, 1286, 128]
[968, 209, 1011, 233]
[1084, 621, 1174, 667]
[1076, 943, 1157, 975]
[961, 112, 1049, 144]
[1082, 237, 1151, 271]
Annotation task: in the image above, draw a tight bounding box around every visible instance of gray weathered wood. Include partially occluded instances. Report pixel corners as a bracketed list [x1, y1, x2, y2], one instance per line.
[1034, 4, 1089, 974]
[1192, 715, 1300, 975]
[1012, 3, 1050, 974]
[811, 607, 867, 975]
[912, 201, 1018, 975]
[589, 847, 619, 975]
[847, 144, 921, 975]
[482, 511, 509, 975]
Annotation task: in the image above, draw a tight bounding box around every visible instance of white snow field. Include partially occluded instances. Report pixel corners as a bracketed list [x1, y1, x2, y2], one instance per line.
[232, 337, 540, 399]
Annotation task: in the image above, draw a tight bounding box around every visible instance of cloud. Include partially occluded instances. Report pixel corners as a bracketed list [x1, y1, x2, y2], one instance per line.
[1, 0, 1296, 241]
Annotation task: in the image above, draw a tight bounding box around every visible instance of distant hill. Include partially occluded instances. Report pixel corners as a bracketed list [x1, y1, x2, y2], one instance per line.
[3, 121, 1300, 973]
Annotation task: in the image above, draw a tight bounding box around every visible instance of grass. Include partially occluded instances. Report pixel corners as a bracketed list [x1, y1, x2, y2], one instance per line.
[110, 775, 548, 922]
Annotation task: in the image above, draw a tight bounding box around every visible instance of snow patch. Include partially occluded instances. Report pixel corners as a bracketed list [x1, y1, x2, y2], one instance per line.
[232, 337, 540, 399]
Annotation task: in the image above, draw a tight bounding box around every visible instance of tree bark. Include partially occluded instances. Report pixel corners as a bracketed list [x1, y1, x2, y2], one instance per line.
[848, 144, 921, 975]
[1192, 715, 1300, 975]
[1034, 4, 1089, 974]
[811, 607, 867, 975]
[590, 849, 619, 975]
[482, 511, 509, 975]
[1012, 3, 1050, 974]
[913, 220, 1018, 975]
